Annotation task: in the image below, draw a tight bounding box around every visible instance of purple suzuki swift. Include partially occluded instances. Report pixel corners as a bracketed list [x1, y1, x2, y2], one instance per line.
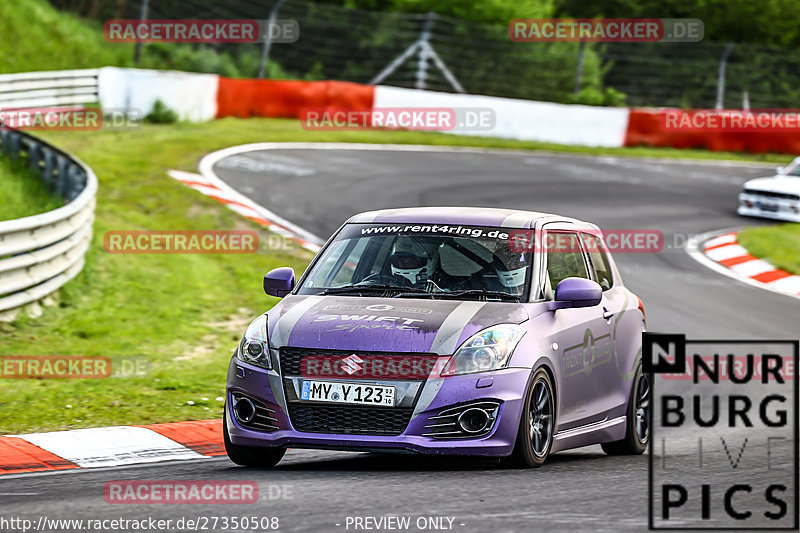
[224, 207, 648, 468]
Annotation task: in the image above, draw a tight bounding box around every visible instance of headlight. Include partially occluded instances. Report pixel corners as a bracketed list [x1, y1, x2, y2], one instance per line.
[236, 315, 271, 369]
[442, 324, 526, 376]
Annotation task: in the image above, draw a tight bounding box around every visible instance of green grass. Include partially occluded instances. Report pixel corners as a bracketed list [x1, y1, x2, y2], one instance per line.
[0, 0, 282, 79]
[0, 157, 63, 221]
[0, 117, 798, 435]
[0, 0, 131, 74]
[737, 223, 800, 275]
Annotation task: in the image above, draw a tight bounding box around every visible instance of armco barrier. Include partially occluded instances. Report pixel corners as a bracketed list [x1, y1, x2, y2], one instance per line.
[0, 69, 99, 109]
[0, 130, 96, 321]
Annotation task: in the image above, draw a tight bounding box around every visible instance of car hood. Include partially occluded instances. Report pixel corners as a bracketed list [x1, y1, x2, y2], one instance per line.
[743, 176, 800, 195]
[266, 295, 529, 355]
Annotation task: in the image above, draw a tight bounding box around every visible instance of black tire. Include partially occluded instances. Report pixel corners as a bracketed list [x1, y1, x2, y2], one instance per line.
[602, 364, 650, 456]
[507, 368, 555, 468]
[223, 410, 286, 467]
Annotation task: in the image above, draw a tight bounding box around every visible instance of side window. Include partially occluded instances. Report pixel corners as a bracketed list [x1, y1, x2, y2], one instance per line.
[305, 238, 370, 287]
[581, 234, 614, 290]
[546, 231, 589, 290]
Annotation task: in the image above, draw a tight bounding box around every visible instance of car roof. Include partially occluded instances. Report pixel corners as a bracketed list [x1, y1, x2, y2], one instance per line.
[346, 207, 592, 229]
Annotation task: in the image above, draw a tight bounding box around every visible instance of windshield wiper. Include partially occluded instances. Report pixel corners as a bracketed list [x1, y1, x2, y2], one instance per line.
[435, 290, 521, 302]
[318, 284, 422, 296]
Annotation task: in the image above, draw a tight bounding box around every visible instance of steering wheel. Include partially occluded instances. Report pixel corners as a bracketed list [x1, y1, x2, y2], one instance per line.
[358, 272, 412, 286]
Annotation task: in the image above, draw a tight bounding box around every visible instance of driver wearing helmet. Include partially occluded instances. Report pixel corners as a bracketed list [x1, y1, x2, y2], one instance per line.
[389, 236, 441, 287]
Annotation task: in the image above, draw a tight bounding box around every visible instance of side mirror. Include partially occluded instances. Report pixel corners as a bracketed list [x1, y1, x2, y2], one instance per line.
[553, 277, 602, 308]
[776, 166, 786, 175]
[263, 267, 295, 298]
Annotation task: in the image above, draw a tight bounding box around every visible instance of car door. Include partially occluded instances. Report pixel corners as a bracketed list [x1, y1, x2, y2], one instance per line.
[541, 225, 614, 430]
[579, 231, 628, 420]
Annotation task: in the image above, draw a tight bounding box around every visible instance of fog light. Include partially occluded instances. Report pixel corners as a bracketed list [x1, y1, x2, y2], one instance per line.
[233, 396, 256, 423]
[457, 408, 490, 434]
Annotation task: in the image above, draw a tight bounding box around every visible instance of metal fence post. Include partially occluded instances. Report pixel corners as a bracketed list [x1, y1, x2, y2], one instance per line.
[370, 11, 464, 93]
[258, 0, 289, 79]
[715, 43, 735, 110]
[573, 41, 586, 96]
[415, 12, 435, 90]
[42, 146, 56, 190]
[55, 154, 69, 197]
[133, 0, 150, 64]
[27, 140, 41, 173]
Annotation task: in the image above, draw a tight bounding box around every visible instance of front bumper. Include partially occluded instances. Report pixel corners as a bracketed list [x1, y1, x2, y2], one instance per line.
[225, 356, 530, 457]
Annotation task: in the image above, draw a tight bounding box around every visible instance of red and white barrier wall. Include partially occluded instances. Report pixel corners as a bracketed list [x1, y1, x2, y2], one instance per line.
[94, 67, 800, 154]
[215, 77, 374, 118]
[98, 67, 219, 122]
[623, 109, 800, 154]
[372, 86, 630, 147]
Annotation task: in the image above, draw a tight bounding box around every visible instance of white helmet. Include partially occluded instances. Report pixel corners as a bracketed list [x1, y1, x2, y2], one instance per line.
[495, 251, 529, 290]
[390, 237, 437, 285]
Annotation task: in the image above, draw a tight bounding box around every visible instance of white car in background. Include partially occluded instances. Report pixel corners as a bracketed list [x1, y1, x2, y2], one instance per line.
[738, 157, 800, 223]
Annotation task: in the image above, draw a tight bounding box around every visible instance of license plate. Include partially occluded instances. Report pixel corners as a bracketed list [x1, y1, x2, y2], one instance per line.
[301, 380, 395, 407]
[757, 202, 779, 212]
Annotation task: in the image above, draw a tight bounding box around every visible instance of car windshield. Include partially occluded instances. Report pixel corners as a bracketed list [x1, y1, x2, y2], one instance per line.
[783, 157, 800, 176]
[297, 223, 532, 301]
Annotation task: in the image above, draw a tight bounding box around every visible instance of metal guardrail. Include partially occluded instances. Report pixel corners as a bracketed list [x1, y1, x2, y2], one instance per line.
[0, 129, 97, 320]
[0, 69, 100, 109]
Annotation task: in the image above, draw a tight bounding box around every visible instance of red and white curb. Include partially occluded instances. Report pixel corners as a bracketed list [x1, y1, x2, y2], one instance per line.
[690, 230, 800, 300]
[0, 420, 224, 475]
[168, 169, 321, 253]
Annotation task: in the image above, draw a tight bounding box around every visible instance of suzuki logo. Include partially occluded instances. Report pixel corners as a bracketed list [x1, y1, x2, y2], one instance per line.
[341, 354, 364, 375]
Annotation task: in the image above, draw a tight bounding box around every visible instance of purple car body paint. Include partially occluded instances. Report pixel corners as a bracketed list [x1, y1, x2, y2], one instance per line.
[225, 208, 647, 467]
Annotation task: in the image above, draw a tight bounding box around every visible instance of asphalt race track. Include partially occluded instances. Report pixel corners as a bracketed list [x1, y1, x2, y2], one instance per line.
[3, 147, 796, 532]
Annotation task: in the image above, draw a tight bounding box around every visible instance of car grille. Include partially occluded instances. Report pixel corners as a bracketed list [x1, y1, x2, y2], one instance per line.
[279, 347, 430, 436]
[287, 403, 414, 435]
[744, 188, 800, 201]
[278, 346, 437, 377]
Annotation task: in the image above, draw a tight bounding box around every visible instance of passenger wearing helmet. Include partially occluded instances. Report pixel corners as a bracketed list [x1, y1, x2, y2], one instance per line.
[492, 250, 529, 296]
[389, 236, 441, 287]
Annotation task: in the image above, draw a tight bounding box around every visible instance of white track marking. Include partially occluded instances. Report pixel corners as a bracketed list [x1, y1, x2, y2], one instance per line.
[10, 427, 203, 468]
[705, 244, 748, 261]
[729, 259, 775, 277]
